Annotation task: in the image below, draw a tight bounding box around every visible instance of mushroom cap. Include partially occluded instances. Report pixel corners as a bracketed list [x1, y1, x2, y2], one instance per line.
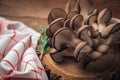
[65, 0, 80, 14]
[98, 8, 112, 25]
[48, 18, 64, 38]
[48, 8, 66, 24]
[88, 14, 98, 30]
[65, 11, 78, 20]
[77, 25, 91, 36]
[70, 14, 83, 30]
[74, 41, 88, 61]
[47, 0, 120, 74]
[52, 27, 79, 50]
[77, 25, 93, 46]
[46, 39, 53, 47]
[77, 45, 93, 63]
[46, 28, 52, 38]
[64, 19, 70, 28]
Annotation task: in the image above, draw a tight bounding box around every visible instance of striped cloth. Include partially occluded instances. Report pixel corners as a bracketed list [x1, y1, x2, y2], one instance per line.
[0, 17, 48, 80]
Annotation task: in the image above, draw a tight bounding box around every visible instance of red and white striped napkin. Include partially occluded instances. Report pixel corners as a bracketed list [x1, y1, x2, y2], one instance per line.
[0, 17, 48, 80]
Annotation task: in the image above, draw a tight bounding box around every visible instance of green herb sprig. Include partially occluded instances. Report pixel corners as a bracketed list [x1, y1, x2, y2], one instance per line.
[36, 27, 50, 60]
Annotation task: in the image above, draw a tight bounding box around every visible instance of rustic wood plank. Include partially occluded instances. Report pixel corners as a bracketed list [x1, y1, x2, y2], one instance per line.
[0, 0, 119, 30]
[0, 0, 68, 19]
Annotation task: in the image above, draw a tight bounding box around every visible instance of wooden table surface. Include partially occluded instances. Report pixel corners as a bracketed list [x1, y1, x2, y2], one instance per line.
[0, 0, 120, 30]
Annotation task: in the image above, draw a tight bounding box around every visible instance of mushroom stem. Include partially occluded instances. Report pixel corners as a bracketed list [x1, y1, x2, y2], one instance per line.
[52, 27, 82, 50]
[77, 25, 93, 46]
[50, 47, 74, 63]
[70, 38, 81, 48]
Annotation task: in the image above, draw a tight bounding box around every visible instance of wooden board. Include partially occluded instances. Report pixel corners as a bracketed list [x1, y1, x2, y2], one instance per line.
[43, 52, 120, 80]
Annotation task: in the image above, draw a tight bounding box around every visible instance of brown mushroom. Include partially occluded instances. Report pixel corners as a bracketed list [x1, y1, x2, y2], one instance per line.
[79, 0, 98, 24]
[65, 11, 78, 20]
[50, 47, 74, 63]
[74, 41, 92, 61]
[97, 8, 112, 26]
[48, 8, 66, 24]
[45, 0, 120, 75]
[70, 14, 83, 30]
[97, 8, 112, 38]
[47, 18, 64, 38]
[52, 27, 81, 50]
[88, 14, 99, 38]
[65, 0, 80, 14]
[46, 28, 52, 38]
[77, 25, 93, 46]
[64, 19, 70, 28]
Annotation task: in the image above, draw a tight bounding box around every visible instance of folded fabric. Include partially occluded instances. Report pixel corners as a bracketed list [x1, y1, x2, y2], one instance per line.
[0, 17, 48, 80]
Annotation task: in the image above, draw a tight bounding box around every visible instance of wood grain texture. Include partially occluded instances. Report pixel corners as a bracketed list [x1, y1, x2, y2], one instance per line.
[0, 0, 119, 30]
[42, 53, 120, 80]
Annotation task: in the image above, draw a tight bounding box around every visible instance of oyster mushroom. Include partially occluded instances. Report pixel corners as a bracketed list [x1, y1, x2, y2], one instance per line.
[46, 18, 64, 38]
[48, 8, 66, 24]
[52, 27, 81, 50]
[50, 47, 74, 63]
[79, 0, 98, 24]
[89, 8, 120, 39]
[46, 28, 52, 38]
[74, 41, 92, 61]
[97, 8, 112, 26]
[45, 0, 120, 76]
[97, 8, 112, 38]
[88, 14, 99, 38]
[77, 25, 93, 46]
[65, 0, 80, 14]
[65, 11, 79, 20]
[70, 14, 83, 30]
[63, 19, 70, 28]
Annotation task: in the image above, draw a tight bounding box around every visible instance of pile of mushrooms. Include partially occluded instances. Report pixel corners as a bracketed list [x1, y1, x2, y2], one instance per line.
[46, 0, 120, 73]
